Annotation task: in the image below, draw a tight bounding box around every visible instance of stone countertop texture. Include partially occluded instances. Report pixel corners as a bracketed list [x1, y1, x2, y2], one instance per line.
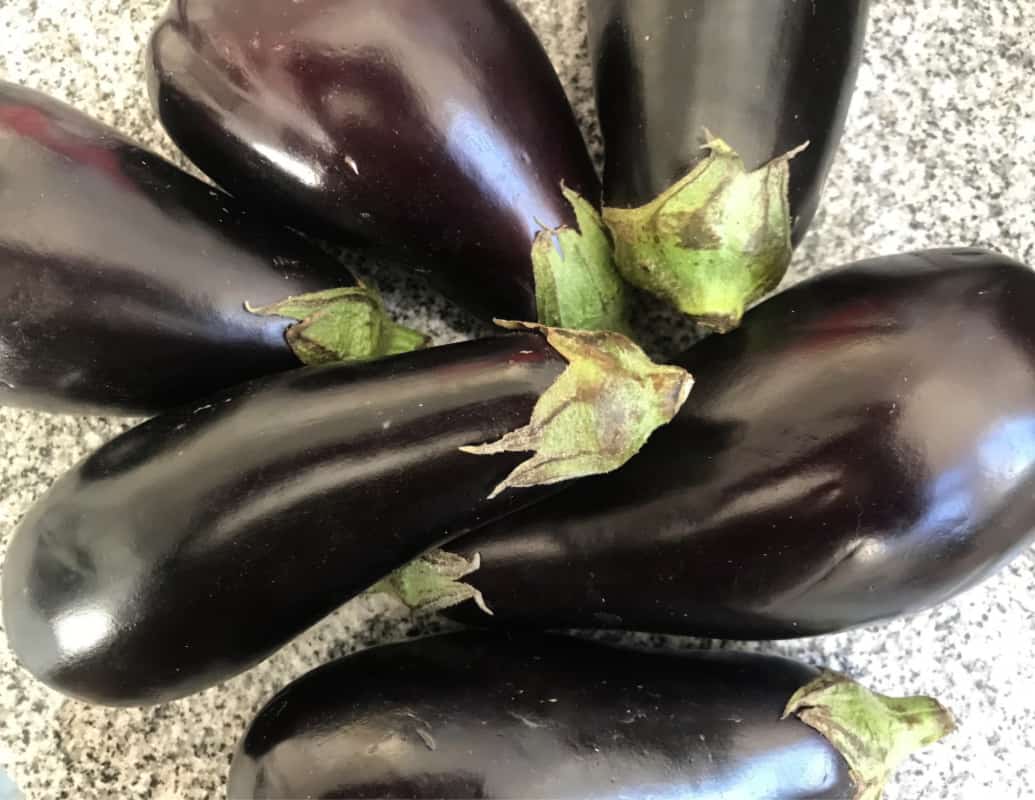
[1, 0, 1033, 798]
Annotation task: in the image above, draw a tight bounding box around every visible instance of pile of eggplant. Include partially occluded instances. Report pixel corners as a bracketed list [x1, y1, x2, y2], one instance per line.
[1, 0, 1031, 798]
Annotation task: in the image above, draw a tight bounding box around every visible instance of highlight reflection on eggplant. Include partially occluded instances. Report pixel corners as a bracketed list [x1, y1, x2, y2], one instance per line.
[587, 0, 869, 329]
[227, 632, 954, 800]
[3, 328, 690, 705]
[147, 0, 628, 330]
[0, 81, 424, 416]
[385, 249, 1035, 638]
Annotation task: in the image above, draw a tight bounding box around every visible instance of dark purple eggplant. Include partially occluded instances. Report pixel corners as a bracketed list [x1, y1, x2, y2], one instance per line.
[2, 328, 689, 705]
[586, 0, 869, 330]
[382, 249, 1035, 638]
[0, 81, 425, 416]
[227, 632, 954, 800]
[146, 0, 627, 330]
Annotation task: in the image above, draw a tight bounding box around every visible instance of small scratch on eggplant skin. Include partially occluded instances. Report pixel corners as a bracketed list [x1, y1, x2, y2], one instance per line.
[415, 727, 437, 751]
[508, 711, 548, 729]
[401, 710, 437, 751]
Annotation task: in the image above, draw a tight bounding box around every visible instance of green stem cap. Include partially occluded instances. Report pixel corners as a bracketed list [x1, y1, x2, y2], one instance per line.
[532, 184, 631, 334]
[603, 135, 808, 333]
[246, 284, 430, 365]
[460, 320, 693, 498]
[784, 670, 957, 800]
[370, 550, 491, 615]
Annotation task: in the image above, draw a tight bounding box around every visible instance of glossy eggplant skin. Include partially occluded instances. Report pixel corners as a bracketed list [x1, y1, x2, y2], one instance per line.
[228, 632, 851, 799]
[0, 81, 354, 416]
[147, 0, 600, 322]
[2, 335, 566, 706]
[590, 0, 868, 241]
[446, 249, 1035, 638]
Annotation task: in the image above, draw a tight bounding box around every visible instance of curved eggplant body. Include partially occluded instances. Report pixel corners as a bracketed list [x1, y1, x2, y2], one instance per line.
[446, 249, 1035, 637]
[228, 632, 852, 799]
[0, 81, 354, 415]
[2, 335, 566, 705]
[147, 0, 600, 322]
[590, 0, 869, 240]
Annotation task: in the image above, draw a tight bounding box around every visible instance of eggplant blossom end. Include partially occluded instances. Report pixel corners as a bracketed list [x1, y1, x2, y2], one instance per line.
[603, 137, 808, 333]
[783, 670, 956, 800]
[532, 185, 631, 334]
[460, 321, 693, 498]
[247, 285, 430, 365]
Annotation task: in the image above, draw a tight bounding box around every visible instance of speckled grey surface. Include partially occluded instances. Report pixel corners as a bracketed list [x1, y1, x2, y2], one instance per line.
[1, 1, 1034, 798]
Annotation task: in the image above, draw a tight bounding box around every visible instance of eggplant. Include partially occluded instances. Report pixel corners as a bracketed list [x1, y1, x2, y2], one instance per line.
[146, 0, 628, 331]
[2, 327, 690, 705]
[586, 0, 869, 329]
[0, 81, 425, 416]
[383, 249, 1035, 638]
[227, 631, 954, 800]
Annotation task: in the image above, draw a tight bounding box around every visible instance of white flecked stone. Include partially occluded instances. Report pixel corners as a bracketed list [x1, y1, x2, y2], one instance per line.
[1, 1, 1033, 798]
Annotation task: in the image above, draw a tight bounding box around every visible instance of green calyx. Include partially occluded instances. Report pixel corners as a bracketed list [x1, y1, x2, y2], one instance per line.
[370, 550, 491, 615]
[603, 136, 808, 332]
[460, 320, 693, 499]
[532, 184, 631, 334]
[783, 670, 957, 800]
[246, 285, 429, 365]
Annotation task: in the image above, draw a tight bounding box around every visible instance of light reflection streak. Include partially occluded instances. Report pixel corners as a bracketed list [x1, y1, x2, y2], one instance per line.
[53, 606, 116, 657]
[444, 105, 543, 238]
[916, 414, 1035, 536]
[591, 739, 840, 800]
[975, 415, 1035, 484]
[253, 142, 323, 188]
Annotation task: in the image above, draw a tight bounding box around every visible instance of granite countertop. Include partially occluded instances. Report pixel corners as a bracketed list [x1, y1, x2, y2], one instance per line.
[1, 1, 1034, 798]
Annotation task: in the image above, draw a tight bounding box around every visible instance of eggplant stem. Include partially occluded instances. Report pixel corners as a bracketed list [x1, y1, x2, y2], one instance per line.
[246, 285, 429, 365]
[369, 550, 491, 615]
[531, 183, 631, 334]
[460, 320, 693, 498]
[602, 136, 809, 332]
[783, 670, 956, 800]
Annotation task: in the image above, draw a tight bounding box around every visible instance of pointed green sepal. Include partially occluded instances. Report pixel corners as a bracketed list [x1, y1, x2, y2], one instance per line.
[460, 320, 693, 498]
[532, 184, 631, 333]
[603, 136, 808, 332]
[247, 285, 430, 365]
[369, 550, 492, 615]
[783, 670, 957, 800]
